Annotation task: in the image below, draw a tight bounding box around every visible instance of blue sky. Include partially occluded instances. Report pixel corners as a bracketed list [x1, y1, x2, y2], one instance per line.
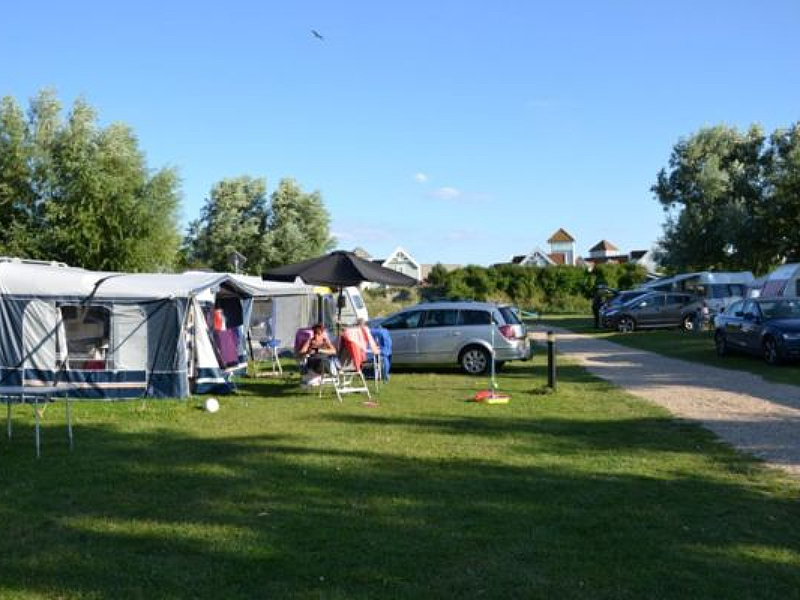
[2, 1, 799, 266]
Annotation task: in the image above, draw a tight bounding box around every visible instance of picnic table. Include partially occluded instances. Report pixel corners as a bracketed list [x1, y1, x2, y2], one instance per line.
[1, 385, 77, 458]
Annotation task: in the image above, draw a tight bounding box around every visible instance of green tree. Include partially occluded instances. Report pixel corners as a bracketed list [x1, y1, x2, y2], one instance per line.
[261, 178, 335, 269]
[425, 263, 449, 287]
[0, 90, 181, 271]
[0, 96, 35, 255]
[182, 176, 334, 273]
[765, 123, 800, 261]
[181, 176, 268, 272]
[652, 124, 776, 274]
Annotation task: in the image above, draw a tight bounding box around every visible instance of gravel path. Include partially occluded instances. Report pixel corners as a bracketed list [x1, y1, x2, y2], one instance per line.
[530, 326, 800, 479]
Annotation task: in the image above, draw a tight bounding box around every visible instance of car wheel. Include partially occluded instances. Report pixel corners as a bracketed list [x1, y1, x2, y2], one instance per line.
[763, 337, 782, 365]
[682, 315, 695, 332]
[714, 331, 728, 357]
[617, 316, 635, 333]
[460, 346, 490, 375]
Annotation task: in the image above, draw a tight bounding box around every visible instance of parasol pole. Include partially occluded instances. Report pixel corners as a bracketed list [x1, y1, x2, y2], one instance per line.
[336, 287, 345, 336]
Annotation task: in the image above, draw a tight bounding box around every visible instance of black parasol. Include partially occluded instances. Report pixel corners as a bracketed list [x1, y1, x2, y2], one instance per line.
[263, 250, 417, 288]
[263, 250, 417, 328]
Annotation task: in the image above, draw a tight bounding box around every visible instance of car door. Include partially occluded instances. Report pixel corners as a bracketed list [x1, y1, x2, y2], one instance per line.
[720, 300, 745, 347]
[663, 294, 688, 327]
[739, 301, 764, 353]
[633, 294, 665, 327]
[416, 308, 460, 363]
[380, 310, 423, 363]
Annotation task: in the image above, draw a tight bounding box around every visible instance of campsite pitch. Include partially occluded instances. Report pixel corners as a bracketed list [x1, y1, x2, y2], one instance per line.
[0, 357, 799, 599]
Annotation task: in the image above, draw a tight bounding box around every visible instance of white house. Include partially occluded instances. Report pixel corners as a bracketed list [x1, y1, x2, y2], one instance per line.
[511, 247, 556, 267]
[378, 246, 422, 281]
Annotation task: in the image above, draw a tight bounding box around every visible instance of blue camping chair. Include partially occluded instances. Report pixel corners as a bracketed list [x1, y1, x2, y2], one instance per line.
[252, 317, 283, 376]
[366, 327, 392, 383]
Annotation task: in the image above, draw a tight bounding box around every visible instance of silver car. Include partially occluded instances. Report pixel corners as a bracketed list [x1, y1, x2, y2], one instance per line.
[371, 301, 531, 375]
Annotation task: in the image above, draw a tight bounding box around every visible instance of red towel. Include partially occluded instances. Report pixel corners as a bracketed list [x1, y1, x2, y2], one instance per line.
[340, 331, 366, 370]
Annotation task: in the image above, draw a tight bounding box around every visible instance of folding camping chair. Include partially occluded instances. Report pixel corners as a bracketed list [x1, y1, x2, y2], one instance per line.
[251, 318, 283, 376]
[327, 327, 372, 402]
[366, 326, 392, 389]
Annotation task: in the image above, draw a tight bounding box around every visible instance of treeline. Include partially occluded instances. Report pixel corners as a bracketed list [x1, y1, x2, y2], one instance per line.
[0, 90, 334, 273]
[424, 262, 648, 313]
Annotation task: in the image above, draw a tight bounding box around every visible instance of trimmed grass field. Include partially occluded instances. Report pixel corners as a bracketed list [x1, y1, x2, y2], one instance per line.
[1, 357, 799, 599]
[539, 314, 800, 387]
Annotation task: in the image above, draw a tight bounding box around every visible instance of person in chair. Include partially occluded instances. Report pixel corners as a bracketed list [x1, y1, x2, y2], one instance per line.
[298, 323, 336, 383]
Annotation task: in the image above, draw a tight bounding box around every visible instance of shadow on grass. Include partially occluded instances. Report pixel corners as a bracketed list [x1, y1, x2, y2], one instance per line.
[1, 413, 799, 599]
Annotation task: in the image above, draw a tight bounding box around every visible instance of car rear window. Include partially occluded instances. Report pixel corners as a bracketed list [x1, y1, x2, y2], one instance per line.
[458, 309, 491, 326]
[498, 306, 522, 325]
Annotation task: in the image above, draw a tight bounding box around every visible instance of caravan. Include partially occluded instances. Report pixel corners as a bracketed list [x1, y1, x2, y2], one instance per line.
[313, 286, 369, 332]
[0, 259, 261, 399]
[755, 264, 800, 298]
[640, 271, 754, 315]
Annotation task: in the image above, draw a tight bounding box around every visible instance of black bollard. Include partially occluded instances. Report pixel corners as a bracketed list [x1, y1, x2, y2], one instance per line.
[547, 331, 557, 390]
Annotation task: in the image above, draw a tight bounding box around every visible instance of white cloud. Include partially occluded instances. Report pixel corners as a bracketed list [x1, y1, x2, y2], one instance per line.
[413, 172, 428, 184]
[430, 186, 462, 201]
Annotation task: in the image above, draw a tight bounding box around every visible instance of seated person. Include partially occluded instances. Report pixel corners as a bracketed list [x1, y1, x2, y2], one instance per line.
[297, 323, 336, 383]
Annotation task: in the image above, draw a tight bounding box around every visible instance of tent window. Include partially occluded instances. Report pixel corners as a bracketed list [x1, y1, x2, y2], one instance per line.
[60, 305, 111, 370]
[249, 298, 274, 340]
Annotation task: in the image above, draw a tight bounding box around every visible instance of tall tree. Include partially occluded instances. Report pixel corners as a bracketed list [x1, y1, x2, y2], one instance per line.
[0, 95, 35, 255]
[652, 126, 778, 272]
[181, 176, 269, 272]
[765, 123, 800, 261]
[260, 178, 335, 269]
[0, 90, 181, 271]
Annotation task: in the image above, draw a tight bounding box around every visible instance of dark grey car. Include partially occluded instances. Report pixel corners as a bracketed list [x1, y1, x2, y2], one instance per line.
[605, 292, 702, 332]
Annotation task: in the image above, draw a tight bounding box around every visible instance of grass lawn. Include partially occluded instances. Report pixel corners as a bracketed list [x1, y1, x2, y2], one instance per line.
[1, 358, 799, 599]
[539, 314, 800, 387]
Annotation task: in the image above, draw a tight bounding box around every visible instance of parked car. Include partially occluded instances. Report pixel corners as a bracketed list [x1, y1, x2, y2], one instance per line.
[599, 289, 649, 328]
[604, 292, 703, 332]
[370, 301, 531, 374]
[714, 297, 800, 364]
[640, 271, 753, 316]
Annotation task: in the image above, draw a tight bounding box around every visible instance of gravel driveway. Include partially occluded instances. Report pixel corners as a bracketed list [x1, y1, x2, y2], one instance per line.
[530, 326, 800, 479]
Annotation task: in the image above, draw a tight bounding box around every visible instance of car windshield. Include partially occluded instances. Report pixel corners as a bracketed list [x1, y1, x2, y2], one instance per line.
[759, 300, 800, 319]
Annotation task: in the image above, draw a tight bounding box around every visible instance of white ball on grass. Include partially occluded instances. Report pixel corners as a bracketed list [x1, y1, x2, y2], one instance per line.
[204, 398, 220, 413]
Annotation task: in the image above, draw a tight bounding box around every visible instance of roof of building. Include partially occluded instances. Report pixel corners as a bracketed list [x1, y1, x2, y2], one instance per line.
[629, 250, 649, 260]
[548, 252, 567, 265]
[584, 254, 630, 265]
[547, 228, 575, 243]
[589, 239, 619, 252]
